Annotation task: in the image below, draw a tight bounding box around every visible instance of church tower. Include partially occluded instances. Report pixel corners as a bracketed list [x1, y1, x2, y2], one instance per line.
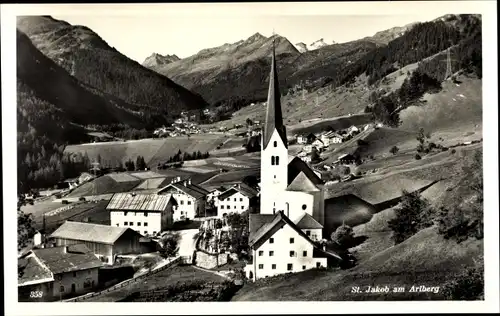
[260, 40, 289, 215]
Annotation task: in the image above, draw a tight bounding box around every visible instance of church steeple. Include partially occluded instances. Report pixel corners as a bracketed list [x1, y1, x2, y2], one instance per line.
[263, 39, 287, 149]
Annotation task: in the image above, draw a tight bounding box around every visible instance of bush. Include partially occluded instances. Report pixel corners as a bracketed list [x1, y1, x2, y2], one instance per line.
[390, 146, 399, 155]
[415, 154, 422, 160]
[79, 197, 86, 202]
[441, 260, 484, 300]
[330, 224, 355, 249]
[387, 190, 434, 244]
[451, 149, 456, 154]
[61, 200, 69, 204]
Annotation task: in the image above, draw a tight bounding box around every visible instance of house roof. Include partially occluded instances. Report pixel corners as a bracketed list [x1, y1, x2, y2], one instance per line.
[263, 41, 287, 150]
[106, 193, 174, 212]
[50, 221, 134, 245]
[31, 244, 103, 275]
[18, 256, 53, 287]
[294, 213, 323, 229]
[287, 172, 320, 192]
[249, 214, 275, 242]
[157, 181, 208, 199]
[218, 184, 258, 200]
[249, 211, 316, 248]
[287, 157, 323, 187]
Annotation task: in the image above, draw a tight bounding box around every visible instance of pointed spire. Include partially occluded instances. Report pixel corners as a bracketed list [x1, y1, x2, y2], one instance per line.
[263, 35, 287, 149]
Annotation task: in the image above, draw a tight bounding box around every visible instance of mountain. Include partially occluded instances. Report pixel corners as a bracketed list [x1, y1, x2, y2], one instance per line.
[142, 53, 181, 67]
[295, 42, 308, 53]
[145, 32, 375, 106]
[16, 16, 208, 125]
[364, 23, 417, 45]
[309, 38, 328, 50]
[17, 29, 142, 129]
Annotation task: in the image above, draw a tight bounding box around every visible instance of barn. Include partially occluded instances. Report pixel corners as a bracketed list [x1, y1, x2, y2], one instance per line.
[50, 221, 156, 264]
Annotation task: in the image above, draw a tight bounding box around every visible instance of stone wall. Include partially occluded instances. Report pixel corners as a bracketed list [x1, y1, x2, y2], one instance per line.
[194, 251, 228, 269]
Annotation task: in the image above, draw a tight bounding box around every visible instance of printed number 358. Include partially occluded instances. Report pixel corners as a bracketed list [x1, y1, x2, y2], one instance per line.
[30, 291, 43, 298]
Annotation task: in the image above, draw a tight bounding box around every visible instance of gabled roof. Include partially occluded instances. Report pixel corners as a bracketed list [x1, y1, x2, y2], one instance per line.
[249, 211, 318, 249]
[287, 172, 320, 192]
[31, 244, 103, 275]
[158, 181, 208, 199]
[249, 214, 276, 243]
[18, 255, 53, 287]
[106, 193, 174, 212]
[287, 156, 323, 187]
[50, 221, 135, 245]
[263, 41, 287, 150]
[294, 213, 323, 229]
[218, 184, 258, 200]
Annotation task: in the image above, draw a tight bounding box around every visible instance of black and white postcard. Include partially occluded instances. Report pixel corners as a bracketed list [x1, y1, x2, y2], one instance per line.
[2, 1, 498, 315]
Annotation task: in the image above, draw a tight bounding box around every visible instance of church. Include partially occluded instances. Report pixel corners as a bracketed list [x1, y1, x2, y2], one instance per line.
[245, 41, 340, 282]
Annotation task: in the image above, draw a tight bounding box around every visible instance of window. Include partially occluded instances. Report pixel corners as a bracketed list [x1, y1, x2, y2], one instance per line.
[221, 205, 224, 209]
[258, 264, 264, 269]
[287, 264, 293, 271]
[302, 204, 307, 210]
[290, 238, 294, 244]
[302, 265, 306, 270]
[312, 234, 317, 240]
[60, 285, 65, 293]
[129, 222, 133, 226]
[73, 271, 77, 277]
[181, 211, 184, 215]
[144, 231, 148, 234]
[57, 275, 63, 281]
[144, 222, 148, 227]
[124, 222, 128, 226]
[289, 251, 295, 257]
[258, 251, 264, 256]
[187, 201, 191, 205]
[303, 251, 307, 257]
[144, 212, 148, 217]
[269, 238, 274, 244]
[116, 224, 119, 227]
[180, 200, 184, 205]
[316, 262, 321, 268]
[272, 264, 276, 270]
[153, 231, 156, 235]
[137, 222, 141, 226]
[269, 251, 274, 256]
[226, 198, 230, 201]
[276, 156, 280, 165]
[271, 156, 275, 165]
[124, 211, 128, 216]
[306, 230, 311, 236]
[240, 198, 243, 202]
[273, 141, 277, 147]
[234, 198, 237, 202]
[241, 206, 244, 209]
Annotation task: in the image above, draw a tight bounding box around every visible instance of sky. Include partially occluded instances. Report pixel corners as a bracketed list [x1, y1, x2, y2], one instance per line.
[10, 2, 483, 63]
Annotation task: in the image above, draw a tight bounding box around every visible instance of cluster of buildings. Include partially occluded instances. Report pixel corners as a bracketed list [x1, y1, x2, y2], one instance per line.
[153, 120, 202, 138]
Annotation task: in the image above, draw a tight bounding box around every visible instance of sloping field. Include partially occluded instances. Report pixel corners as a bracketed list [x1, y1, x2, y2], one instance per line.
[399, 76, 482, 138]
[128, 171, 165, 179]
[65, 175, 141, 198]
[64, 135, 228, 168]
[232, 227, 483, 301]
[353, 127, 416, 158]
[325, 175, 434, 206]
[200, 168, 260, 186]
[291, 113, 373, 135]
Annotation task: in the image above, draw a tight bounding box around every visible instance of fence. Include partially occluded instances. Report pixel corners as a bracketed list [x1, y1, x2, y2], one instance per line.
[62, 256, 181, 302]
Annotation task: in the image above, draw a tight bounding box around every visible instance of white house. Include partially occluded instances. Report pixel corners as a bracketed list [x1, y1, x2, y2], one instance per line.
[244, 211, 337, 281]
[107, 192, 177, 235]
[300, 155, 312, 163]
[18, 244, 103, 301]
[294, 213, 323, 241]
[217, 183, 258, 217]
[330, 134, 343, 144]
[157, 178, 209, 221]
[204, 186, 229, 207]
[348, 126, 359, 135]
[303, 144, 314, 154]
[312, 139, 325, 151]
[296, 135, 307, 145]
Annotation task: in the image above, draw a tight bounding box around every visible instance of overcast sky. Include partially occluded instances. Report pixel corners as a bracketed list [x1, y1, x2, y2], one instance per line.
[12, 2, 481, 63]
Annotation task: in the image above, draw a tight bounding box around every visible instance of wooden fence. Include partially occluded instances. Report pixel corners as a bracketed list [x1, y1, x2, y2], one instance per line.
[62, 256, 181, 302]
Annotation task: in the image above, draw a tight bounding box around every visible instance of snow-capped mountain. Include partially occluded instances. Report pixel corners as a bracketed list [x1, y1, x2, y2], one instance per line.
[142, 53, 181, 67]
[295, 42, 308, 53]
[309, 38, 328, 50]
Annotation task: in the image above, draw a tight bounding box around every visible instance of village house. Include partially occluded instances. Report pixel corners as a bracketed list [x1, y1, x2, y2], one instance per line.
[300, 155, 312, 164]
[312, 138, 325, 151]
[107, 192, 177, 236]
[348, 125, 360, 135]
[306, 133, 317, 144]
[204, 185, 230, 207]
[244, 211, 339, 281]
[157, 178, 209, 221]
[18, 244, 103, 302]
[50, 221, 154, 264]
[217, 183, 259, 218]
[296, 134, 307, 145]
[330, 133, 344, 144]
[303, 144, 314, 154]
